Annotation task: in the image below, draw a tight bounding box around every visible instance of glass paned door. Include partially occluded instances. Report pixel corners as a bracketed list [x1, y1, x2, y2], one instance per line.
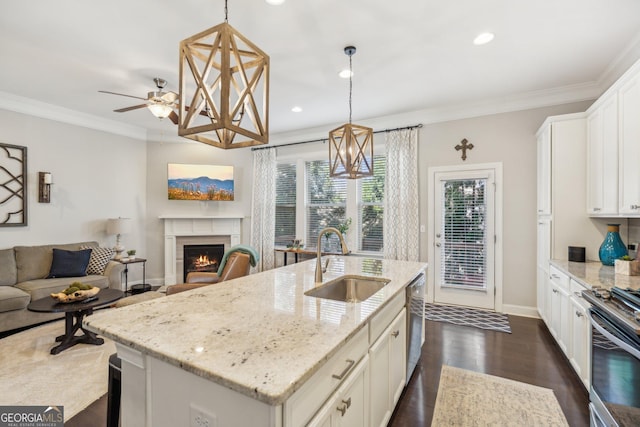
[434, 169, 495, 310]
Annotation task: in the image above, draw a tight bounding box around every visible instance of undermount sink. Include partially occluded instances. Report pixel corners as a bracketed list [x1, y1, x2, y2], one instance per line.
[305, 275, 391, 303]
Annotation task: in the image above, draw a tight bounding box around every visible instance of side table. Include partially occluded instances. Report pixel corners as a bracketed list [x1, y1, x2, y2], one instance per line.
[115, 258, 150, 294]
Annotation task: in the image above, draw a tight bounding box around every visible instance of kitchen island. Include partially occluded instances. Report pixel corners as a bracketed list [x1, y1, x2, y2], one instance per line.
[85, 255, 427, 427]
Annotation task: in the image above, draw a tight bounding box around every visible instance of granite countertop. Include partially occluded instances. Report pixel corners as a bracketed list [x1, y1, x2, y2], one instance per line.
[84, 256, 427, 406]
[550, 259, 640, 291]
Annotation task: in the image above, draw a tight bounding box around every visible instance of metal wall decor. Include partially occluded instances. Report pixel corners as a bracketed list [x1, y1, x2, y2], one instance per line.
[178, 0, 269, 149]
[0, 142, 27, 226]
[455, 138, 474, 161]
[329, 46, 374, 179]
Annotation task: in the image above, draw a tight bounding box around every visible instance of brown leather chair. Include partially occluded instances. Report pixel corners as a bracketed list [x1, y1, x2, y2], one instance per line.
[166, 252, 251, 295]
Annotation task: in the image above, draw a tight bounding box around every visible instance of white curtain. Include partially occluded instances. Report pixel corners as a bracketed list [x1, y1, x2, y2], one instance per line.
[384, 128, 420, 261]
[250, 148, 276, 271]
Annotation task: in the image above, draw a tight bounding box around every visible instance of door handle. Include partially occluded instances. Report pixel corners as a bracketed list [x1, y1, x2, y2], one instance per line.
[435, 243, 441, 247]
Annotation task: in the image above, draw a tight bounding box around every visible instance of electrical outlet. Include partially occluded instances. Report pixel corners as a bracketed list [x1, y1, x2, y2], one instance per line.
[190, 404, 217, 427]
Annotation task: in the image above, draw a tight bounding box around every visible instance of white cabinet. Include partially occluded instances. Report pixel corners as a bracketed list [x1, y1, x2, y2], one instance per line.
[586, 94, 618, 215]
[308, 356, 370, 427]
[569, 280, 591, 389]
[537, 126, 551, 216]
[369, 309, 407, 427]
[537, 218, 551, 322]
[544, 266, 591, 391]
[618, 73, 640, 215]
[548, 266, 571, 355]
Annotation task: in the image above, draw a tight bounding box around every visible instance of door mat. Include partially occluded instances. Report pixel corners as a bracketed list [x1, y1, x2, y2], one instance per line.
[424, 303, 512, 333]
[432, 365, 568, 426]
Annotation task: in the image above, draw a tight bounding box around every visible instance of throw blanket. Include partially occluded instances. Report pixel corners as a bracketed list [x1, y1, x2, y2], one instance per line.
[217, 245, 260, 274]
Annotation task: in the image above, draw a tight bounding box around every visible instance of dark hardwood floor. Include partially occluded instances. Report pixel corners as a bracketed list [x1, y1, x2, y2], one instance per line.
[389, 315, 590, 427]
[67, 315, 589, 427]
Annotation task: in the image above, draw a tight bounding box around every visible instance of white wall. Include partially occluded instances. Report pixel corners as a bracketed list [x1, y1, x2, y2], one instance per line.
[416, 102, 592, 313]
[0, 109, 147, 282]
[144, 140, 254, 281]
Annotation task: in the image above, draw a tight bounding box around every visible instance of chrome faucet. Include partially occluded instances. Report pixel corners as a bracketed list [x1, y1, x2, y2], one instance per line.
[315, 227, 349, 283]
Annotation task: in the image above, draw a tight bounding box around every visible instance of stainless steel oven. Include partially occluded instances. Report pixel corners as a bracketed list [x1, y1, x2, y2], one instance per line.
[583, 287, 640, 427]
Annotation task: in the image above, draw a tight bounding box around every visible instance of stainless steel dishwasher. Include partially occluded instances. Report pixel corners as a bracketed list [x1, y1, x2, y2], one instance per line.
[406, 273, 425, 384]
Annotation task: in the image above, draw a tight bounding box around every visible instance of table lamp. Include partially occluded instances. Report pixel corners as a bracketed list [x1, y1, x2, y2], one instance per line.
[106, 218, 132, 259]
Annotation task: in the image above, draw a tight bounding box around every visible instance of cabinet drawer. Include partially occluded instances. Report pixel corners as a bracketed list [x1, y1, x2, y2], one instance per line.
[284, 326, 368, 427]
[549, 265, 570, 291]
[369, 291, 405, 344]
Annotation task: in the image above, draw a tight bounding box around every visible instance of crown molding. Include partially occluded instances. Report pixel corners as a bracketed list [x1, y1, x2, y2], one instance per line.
[0, 91, 147, 141]
[597, 31, 640, 94]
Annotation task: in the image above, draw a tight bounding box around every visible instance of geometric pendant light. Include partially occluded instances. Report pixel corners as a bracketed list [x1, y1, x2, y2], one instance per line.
[329, 46, 373, 179]
[178, 0, 269, 149]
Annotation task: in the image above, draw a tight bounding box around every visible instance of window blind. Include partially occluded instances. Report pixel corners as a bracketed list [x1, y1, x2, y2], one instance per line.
[275, 162, 296, 246]
[305, 159, 347, 249]
[440, 178, 487, 289]
[358, 155, 385, 252]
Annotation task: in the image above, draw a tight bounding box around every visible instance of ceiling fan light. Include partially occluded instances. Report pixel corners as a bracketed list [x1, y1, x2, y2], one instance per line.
[147, 103, 174, 119]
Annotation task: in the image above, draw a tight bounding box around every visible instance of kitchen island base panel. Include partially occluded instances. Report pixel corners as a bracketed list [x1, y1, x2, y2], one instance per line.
[118, 345, 281, 427]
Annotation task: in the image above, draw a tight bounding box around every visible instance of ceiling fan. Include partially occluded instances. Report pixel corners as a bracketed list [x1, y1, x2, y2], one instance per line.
[99, 77, 179, 124]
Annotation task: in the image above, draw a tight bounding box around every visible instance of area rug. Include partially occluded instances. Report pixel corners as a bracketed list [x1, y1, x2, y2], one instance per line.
[424, 303, 512, 333]
[0, 319, 114, 421]
[432, 365, 569, 426]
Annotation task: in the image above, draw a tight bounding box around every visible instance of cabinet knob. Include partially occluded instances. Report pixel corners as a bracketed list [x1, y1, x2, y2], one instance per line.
[337, 404, 347, 417]
[575, 311, 583, 318]
[552, 289, 559, 294]
[337, 398, 351, 416]
[593, 208, 601, 212]
[435, 242, 441, 247]
[631, 205, 640, 210]
[391, 330, 400, 338]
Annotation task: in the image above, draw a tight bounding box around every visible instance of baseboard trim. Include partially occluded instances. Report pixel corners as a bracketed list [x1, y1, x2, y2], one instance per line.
[503, 304, 540, 319]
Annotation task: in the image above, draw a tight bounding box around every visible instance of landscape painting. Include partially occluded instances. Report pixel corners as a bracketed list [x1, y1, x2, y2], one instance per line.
[167, 163, 234, 201]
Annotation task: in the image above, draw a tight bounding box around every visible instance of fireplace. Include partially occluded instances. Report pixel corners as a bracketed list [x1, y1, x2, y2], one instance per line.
[161, 216, 242, 285]
[183, 244, 225, 282]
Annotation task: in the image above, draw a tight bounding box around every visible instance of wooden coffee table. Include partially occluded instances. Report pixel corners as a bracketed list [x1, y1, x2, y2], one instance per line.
[28, 288, 124, 355]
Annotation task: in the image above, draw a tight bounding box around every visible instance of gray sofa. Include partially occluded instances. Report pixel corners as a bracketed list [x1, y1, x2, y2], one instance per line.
[0, 241, 124, 333]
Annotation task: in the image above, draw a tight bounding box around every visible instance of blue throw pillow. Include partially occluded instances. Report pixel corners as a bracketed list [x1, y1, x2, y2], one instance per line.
[47, 248, 92, 278]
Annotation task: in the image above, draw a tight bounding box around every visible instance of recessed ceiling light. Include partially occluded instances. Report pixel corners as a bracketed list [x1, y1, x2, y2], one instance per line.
[473, 32, 495, 45]
[339, 69, 353, 79]
[265, 0, 285, 5]
[291, 106, 303, 113]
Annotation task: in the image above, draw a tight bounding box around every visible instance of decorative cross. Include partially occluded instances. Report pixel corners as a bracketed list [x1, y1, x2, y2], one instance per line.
[455, 138, 474, 161]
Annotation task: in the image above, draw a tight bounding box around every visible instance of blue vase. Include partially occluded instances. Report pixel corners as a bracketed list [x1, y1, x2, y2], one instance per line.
[599, 224, 628, 266]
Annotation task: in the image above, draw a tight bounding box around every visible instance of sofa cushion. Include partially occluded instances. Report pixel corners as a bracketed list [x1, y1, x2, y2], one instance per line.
[81, 246, 114, 275]
[47, 248, 92, 278]
[15, 275, 109, 301]
[14, 242, 99, 283]
[0, 286, 30, 313]
[0, 249, 17, 286]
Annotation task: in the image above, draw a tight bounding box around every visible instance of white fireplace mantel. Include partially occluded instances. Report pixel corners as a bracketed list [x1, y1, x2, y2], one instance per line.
[160, 215, 243, 284]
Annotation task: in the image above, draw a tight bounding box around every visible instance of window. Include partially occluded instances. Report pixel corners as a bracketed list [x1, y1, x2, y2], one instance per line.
[274, 153, 386, 254]
[275, 162, 296, 246]
[358, 155, 385, 252]
[305, 160, 347, 249]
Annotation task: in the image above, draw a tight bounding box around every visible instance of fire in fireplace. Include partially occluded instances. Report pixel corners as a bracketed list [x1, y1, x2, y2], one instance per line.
[183, 244, 225, 282]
